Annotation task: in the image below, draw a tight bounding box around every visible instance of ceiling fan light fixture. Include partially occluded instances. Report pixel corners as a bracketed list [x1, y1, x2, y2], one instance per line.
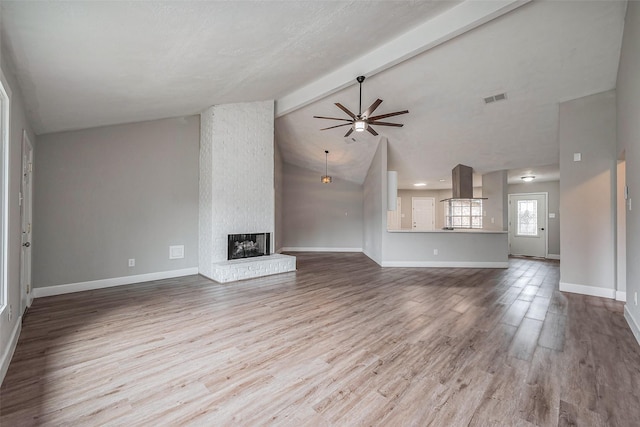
[354, 120, 367, 132]
[521, 175, 535, 182]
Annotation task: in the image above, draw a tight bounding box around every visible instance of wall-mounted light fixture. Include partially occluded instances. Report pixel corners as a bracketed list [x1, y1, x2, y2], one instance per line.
[321, 150, 332, 184]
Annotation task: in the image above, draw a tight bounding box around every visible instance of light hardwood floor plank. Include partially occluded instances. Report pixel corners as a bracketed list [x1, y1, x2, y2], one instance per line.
[2, 253, 640, 426]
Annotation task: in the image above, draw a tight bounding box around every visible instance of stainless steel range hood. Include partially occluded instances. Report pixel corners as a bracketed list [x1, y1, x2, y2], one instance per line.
[452, 164, 473, 199]
[440, 164, 487, 202]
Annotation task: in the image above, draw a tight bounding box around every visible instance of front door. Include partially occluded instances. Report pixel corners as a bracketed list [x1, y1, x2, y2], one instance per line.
[20, 131, 33, 311]
[412, 197, 435, 231]
[509, 193, 547, 257]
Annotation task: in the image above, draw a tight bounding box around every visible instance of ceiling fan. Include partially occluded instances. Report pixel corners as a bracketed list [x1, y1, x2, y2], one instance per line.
[314, 75, 409, 138]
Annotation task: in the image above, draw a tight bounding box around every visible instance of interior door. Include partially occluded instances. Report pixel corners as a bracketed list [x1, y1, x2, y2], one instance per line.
[387, 197, 402, 230]
[509, 193, 547, 257]
[412, 197, 435, 231]
[20, 130, 33, 311]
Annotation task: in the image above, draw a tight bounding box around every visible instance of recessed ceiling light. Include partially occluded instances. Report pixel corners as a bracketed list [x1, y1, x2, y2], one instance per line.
[413, 183, 427, 187]
[521, 175, 535, 182]
[439, 179, 446, 182]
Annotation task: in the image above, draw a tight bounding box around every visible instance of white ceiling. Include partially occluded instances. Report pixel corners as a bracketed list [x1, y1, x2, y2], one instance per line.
[0, 0, 460, 134]
[1, 1, 627, 189]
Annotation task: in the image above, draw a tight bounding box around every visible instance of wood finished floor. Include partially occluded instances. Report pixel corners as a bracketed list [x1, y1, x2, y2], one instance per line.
[2, 253, 640, 426]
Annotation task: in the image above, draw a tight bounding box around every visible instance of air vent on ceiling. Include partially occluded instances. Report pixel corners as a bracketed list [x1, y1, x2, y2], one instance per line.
[483, 92, 507, 104]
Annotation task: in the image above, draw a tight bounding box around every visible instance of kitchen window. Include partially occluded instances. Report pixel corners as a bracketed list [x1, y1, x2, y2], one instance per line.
[445, 199, 483, 229]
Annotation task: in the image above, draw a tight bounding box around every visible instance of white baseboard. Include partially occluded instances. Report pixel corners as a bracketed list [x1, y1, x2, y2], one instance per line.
[362, 249, 382, 267]
[624, 305, 640, 346]
[546, 254, 560, 260]
[280, 247, 362, 253]
[1, 316, 21, 387]
[616, 291, 627, 302]
[381, 261, 509, 268]
[33, 268, 199, 298]
[559, 281, 616, 299]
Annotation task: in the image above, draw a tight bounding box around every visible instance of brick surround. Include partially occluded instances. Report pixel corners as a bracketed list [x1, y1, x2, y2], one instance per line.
[199, 101, 295, 282]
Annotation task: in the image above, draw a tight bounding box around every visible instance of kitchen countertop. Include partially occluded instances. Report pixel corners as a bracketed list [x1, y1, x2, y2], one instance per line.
[387, 229, 508, 234]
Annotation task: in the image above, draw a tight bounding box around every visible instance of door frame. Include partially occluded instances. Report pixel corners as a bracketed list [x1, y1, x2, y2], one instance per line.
[20, 129, 33, 311]
[411, 197, 435, 231]
[508, 192, 548, 258]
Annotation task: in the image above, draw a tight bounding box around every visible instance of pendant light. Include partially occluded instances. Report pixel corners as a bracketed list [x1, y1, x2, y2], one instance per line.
[321, 150, 332, 184]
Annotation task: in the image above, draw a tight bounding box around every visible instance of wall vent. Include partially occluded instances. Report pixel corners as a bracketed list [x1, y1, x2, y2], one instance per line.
[483, 92, 507, 104]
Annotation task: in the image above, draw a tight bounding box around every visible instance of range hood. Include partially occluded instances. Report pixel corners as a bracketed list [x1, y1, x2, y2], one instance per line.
[440, 164, 487, 201]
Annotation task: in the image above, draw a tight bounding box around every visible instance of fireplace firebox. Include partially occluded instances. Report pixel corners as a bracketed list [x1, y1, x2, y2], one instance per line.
[227, 233, 270, 260]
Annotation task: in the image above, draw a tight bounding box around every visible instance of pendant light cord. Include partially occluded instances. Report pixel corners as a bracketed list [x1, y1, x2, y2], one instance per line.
[325, 150, 329, 175]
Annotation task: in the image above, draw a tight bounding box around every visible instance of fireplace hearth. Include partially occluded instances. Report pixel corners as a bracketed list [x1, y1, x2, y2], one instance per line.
[228, 233, 270, 260]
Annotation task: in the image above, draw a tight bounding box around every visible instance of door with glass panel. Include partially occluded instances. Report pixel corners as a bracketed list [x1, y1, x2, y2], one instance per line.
[508, 193, 547, 257]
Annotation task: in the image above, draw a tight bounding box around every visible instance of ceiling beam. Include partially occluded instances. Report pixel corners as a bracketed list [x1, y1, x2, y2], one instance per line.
[275, 0, 531, 118]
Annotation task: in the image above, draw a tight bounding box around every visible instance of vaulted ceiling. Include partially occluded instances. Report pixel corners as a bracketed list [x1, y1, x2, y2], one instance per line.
[1, 1, 627, 188]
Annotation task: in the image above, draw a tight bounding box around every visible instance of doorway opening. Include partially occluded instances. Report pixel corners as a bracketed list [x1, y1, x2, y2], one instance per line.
[20, 130, 33, 312]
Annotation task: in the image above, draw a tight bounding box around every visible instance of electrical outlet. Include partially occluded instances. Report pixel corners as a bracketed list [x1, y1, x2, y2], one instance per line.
[635, 292, 638, 306]
[128, 258, 135, 267]
[8, 304, 12, 322]
[433, 249, 439, 255]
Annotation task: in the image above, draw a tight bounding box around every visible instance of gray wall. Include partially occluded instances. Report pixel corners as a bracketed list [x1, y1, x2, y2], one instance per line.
[363, 138, 387, 265]
[0, 47, 38, 383]
[281, 162, 363, 250]
[508, 180, 560, 256]
[482, 170, 508, 231]
[34, 116, 199, 288]
[617, 2, 640, 332]
[559, 90, 616, 292]
[274, 143, 284, 252]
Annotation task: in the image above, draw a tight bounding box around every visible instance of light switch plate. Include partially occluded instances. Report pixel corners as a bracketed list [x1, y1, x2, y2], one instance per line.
[573, 153, 582, 162]
[549, 213, 556, 218]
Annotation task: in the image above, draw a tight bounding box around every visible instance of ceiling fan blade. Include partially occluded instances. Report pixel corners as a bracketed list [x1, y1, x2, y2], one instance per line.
[335, 103, 356, 119]
[368, 110, 409, 121]
[367, 126, 379, 136]
[320, 123, 352, 131]
[313, 116, 353, 122]
[368, 121, 404, 127]
[344, 128, 354, 137]
[362, 99, 383, 118]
